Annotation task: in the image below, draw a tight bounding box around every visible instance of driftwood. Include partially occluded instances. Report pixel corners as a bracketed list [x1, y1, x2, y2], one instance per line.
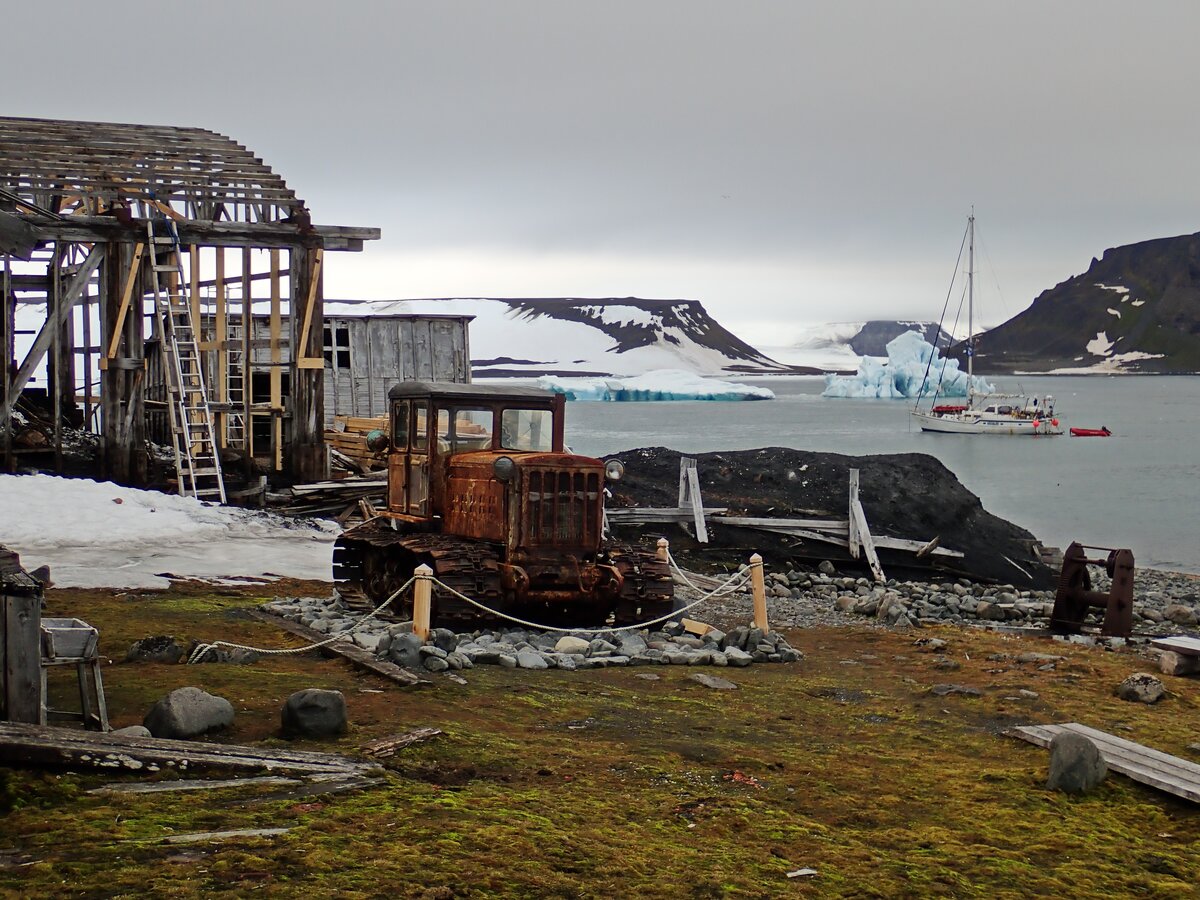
[0, 722, 380, 776]
[245, 609, 427, 688]
[361, 727, 444, 758]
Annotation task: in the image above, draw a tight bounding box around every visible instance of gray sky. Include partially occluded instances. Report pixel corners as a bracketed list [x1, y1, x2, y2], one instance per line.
[6, 1, 1199, 347]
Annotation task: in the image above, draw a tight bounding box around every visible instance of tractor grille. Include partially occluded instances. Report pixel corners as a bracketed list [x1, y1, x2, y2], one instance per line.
[524, 469, 601, 547]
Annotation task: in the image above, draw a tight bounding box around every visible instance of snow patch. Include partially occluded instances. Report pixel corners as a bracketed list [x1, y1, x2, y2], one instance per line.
[1046, 351, 1167, 374]
[537, 369, 774, 401]
[1095, 283, 1130, 295]
[0, 474, 338, 589]
[1131, 299, 1145, 307]
[1107, 308, 1121, 318]
[1086, 332, 1115, 356]
[821, 331, 993, 399]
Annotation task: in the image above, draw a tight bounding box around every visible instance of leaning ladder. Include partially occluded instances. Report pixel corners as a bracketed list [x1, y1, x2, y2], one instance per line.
[145, 215, 226, 503]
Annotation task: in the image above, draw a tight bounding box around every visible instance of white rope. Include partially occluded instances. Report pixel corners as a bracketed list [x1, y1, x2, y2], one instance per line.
[186, 576, 418, 664]
[425, 564, 751, 635]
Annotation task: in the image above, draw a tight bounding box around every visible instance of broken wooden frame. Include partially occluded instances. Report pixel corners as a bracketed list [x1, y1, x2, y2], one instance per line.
[0, 115, 380, 485]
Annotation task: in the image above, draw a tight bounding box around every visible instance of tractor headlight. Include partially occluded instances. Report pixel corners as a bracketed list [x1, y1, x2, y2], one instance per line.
[493, 456, 516, 482]
[365, 429, 389, 452]
[604, 459, 625, 482]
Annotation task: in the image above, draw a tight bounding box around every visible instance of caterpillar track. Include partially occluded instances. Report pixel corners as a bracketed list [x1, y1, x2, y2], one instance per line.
[333, 520, 674, 630]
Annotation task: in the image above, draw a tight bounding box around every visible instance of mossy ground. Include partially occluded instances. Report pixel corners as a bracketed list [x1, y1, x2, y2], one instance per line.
[2, 581, 1198, 898]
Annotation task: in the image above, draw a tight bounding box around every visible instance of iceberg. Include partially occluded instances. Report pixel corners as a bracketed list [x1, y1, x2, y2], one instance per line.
[822, 331, 994, 399]
[537, 368, 774, 401]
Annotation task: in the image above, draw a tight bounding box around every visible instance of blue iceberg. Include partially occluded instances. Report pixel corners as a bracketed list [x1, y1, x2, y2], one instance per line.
[537, 369, 774, 401]
[822, 331, 994, 399]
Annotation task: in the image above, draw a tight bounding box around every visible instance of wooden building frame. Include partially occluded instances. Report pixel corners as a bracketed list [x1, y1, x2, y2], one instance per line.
[0, 116, 379, 485]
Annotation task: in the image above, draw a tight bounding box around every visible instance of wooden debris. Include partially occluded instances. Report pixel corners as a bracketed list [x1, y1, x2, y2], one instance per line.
[325, 414, 388, 473]
[361, 727, 444, 758]
[246, 609, 427, 688]
[162, 827, 290, 845]
[0, 722, 380, 776]
[1152, 636, 1200, 676]
[89, 775, 300, 795]
[276, 474, 387, 517]
[681, 617, 714, 637]
[1008, 722, 1200, 804]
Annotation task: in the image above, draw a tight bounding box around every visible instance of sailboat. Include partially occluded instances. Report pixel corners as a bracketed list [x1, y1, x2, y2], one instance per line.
[911, 213, 1064, 436]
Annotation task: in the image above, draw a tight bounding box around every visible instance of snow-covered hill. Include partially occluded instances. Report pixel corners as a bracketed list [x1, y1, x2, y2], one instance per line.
[323, 297, 796, 377]
[759, 320, 949, 372]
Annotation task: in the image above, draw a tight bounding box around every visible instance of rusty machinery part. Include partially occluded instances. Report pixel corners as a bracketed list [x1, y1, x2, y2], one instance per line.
[607, 542, 675, 627]
[1050, 541, 1135, 637]
[334, 519, 503, 628]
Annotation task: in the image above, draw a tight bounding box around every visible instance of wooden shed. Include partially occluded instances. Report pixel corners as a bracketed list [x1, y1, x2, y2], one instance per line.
[0, 115, 380, 495]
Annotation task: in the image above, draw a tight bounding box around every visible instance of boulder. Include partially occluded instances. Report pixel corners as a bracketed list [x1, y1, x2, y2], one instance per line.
[388, 632, 425, 669]
[1046, 732, 1108, 794]
[554, 635, 590, 655]
[516, 649, 549, 670]
[1116, 672, 1165, 704]
[690, 672, 738, 690]
[281, 689, 347, 739]
[1163, 604, 1199, 627]
[125, 636, 184, 664]
[110, 725, 151, 738]
[144, 687, 234, 739]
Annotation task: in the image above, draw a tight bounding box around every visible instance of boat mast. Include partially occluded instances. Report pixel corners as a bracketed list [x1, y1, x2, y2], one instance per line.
[967, 209, 974, 380]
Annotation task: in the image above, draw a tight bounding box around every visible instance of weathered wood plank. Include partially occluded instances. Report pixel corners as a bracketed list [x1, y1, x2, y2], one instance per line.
[1152, 635, 1200, 656]
[89, 775, 300, 795]
[851, 497, 885, 582]
[244, 610, 425, 688]
[1008, 722, 1200, 804]
[163, 827, 291, 844]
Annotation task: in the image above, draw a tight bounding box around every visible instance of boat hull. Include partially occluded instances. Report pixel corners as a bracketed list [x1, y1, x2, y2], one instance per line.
[912, 411, 1063, 436]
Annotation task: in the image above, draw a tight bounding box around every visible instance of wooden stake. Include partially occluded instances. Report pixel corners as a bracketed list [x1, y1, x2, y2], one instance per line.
[749, 553, 768, 632]
[413, 564, 433, 642]
[656, 538, 669, 563]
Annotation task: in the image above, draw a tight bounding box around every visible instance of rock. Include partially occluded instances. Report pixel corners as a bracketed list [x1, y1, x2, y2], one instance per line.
[779, 648, 803, 663]
[671, 635, 704, 650]
[187, 642, 260, 664]
[1163, 604, 1199, 627]
[932, 656, 961, 671]
[633, 672, 661, 681]
[913, 637, 948, 653]
[1017, 652, 1065, 664]
[144, 687, 235, 739]
[497, 653, 518, 668]
[975, 601, 1006, 621]
[125, 636, 184, 664]
[432, 628, 460, 653]
[1018, 689, 1040, 699]
[835, 595, 857, 612]
[517, 649, 549, 670]
[1159, 651, 1200, 677]
[1116, 672, 1165, 704]
[690, 672, 738, 690]
[724, 647, 753, 667]
[588, 639, 618, 656]
[723, 626, 749, 651]
[110, 725, 151, 738]
[929, 684, 982, 697]
[281, 689, 347, 739]
[618, 634, 649, 656]
[388, 633, 425, 669]
[554, 635, 590, 655]
[818, 560, 836, 576]
[352, 632, 385, 654]
[1046, 732, 1108, 794]
[424, 656, 450, 673]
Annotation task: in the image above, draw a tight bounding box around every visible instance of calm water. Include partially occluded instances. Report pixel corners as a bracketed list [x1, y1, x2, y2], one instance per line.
[557, 375, 1200, 574]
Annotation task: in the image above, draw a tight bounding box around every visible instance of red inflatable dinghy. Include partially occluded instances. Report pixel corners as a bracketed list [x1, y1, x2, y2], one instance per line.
[1069, 426, 1111, 437]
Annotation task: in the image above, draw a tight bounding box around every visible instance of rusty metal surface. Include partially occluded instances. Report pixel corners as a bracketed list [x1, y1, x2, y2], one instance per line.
[1050, 541, 1135, 637]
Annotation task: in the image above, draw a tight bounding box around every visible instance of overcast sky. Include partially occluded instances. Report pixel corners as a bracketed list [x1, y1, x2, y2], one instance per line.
[6, 1, 1199, 348]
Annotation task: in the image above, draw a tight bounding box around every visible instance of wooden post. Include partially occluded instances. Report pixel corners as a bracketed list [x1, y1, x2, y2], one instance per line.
[412, 564, 432, 642]
[2, 588, 42, 724]
[749, 553, 768, 632]
[656, 538, 669, 563]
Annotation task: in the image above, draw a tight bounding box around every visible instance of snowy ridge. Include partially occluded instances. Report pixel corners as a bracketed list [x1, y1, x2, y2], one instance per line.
[324, 297, 793, 378]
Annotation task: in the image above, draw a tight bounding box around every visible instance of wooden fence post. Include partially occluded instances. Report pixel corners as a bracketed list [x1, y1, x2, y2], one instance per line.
[413, 564, 432, 642]
[656, 538, 669, 563]
[749, 553, 768, 632]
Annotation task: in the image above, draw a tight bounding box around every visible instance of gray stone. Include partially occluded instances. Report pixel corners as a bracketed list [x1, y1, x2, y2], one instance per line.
[517, 649, 549, 670]
[144, 687, 235, 739]
[419, 645, 448, 659]
[664, 651, 693, 665]
[618, 634, 648, 656]
[111, 725, 151, 738]
[281, 689, 347, 739]
[671, 635, 704, 650]
[528, 632, 559, 651]
[447, 651, 472, 670]
[702, 628, 726, 647]
[588, 639, 618, 656]
[724, 647, 753, 667]
[432, 628, 460, 653]
[913, 637, 948, 653]
[126, 636, 184, 664]
[709, 651, 729, 666]
[424, 656, 450, 673]
[690, 672, 738, 690]
[633, 672, 661, 681]
[818, 560, 836, 576]
[779, 648, 803, 663]
[723, 626, 749, 651]
[835, 595, 857, 612]
[1017, 652, 1065, 664]
[498, 653, 518, 668]
[553, 654, 581, 671]
[1116, 672, 1165, 704]
[1163, 604, 1199, 627]
[352, 632, 385, 654]
[388, 632, 425, 669]
[929, 684, 982, 697]
[1046, 732, 1108, 794]
[554, 635, 590, 655]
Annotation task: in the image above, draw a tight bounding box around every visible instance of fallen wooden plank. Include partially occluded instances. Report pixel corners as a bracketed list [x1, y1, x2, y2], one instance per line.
[163, 827, 290, 845]
[89, 775, 300, 795]
[246, 609, 426, 689]
[713, 515, 850, 533]
[1152, 635, 1200, 656]
[850, 496, 885, 583]
[1008, 722, 1200, 804]
[361, 727, 443, 758]
[605, 507, 728, 522]
[0, 722, 379, 776]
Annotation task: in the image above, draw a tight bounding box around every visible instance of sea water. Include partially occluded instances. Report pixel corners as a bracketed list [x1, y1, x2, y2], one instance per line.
[559, 375, 1200, 574]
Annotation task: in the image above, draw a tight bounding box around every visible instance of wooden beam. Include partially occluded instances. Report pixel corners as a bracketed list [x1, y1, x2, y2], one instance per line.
[296, 248, 323, 369]
[104, 242, 144, 359]
[0, 209, 38, 258]
[21, 216, 379, 251]
[270, 249, 282, 472]
[1, 245, 102, 420]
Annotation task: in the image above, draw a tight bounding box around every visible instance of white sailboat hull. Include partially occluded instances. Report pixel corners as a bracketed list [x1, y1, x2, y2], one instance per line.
[912, 410, 1063, 436]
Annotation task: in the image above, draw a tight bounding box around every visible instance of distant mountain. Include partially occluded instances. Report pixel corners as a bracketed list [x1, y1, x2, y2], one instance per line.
[847, 321, 952, 356]
[969, 233, 1200, 374]
[324, 297, 801, 377]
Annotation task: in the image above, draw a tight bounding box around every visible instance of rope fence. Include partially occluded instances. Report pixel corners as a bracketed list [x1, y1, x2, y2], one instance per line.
[187, 543, 766, 664]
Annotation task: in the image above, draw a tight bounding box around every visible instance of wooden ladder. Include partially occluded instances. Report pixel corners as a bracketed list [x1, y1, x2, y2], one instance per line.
[145, 214, 226, 503]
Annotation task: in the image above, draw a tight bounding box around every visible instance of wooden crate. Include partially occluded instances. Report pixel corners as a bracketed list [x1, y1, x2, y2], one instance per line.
[40, 618, 99, 661]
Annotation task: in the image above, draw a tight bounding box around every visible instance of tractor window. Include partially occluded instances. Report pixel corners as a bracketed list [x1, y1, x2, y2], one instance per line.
[447, 407, 493, 452]
[500, 408, 552, 451]
[413, 402, 429, 450]
[392, 401, 409, 450]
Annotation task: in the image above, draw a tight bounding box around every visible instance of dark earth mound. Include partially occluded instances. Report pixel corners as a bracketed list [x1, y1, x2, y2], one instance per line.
[607, 446, 1058, 589]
